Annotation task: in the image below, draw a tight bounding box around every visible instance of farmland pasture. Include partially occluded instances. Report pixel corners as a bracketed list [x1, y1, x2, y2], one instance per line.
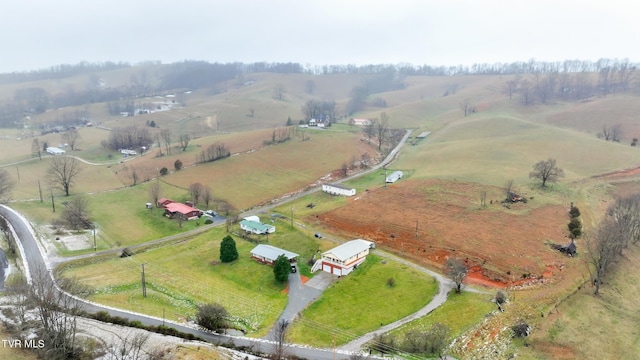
[3, 69, 640, 359]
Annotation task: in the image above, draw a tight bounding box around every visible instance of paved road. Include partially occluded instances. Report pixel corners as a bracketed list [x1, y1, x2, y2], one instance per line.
[0, 248, 7, 290]
[0, 205, 372, 360]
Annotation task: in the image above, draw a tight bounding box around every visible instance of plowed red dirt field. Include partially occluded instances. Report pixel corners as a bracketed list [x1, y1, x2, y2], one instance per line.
[315, 179, 575, 288]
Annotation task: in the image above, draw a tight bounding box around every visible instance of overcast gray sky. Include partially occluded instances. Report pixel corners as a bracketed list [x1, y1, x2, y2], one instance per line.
[1, 0, 638, 73]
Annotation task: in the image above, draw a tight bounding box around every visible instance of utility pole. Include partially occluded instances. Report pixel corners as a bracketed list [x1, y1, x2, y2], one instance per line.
[415, 219, 419, 239]
[290, 206, 293, 228]
[50, 189, 55, 213]
[141, 263, 147, 298]
[37, 180, 43, 202]
[384, 169, 387, 189]
[16, 166, 20, 183]
[93, 224, 97, 251]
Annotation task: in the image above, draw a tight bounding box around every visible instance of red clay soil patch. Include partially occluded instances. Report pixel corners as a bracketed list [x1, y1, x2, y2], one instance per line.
[315, 179, 572, 287]
[300, 275, 309, 284]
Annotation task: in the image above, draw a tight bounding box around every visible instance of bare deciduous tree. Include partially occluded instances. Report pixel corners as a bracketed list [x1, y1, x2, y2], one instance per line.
[460, 98, 476, 116]
[375, 112, 390, 151]
[529, 158, 564, 187]
[62, 129, 81, 150]
[445, 257, 467, 293]
[202, 185, 213, 208]
[608, 194, 640, 247]
[585, 219, 624, 295]
[273, 83, 285, 100]
[600, 124, 623, 142]
[32, 138, 42, 160]
[29, 266, 90, 358]
[48, 156, 81, 196]
[130, 167, 139, 186]
[272, 319, 290, 360]
[503, 77, 520, 100]
[61, 195, 92, 230]
[160, 129, 172, 155]
[106, 330, 150, 360]
[149, 182, 162, 208]
[189, 183, 204, 206]
[179, 134, 191, 151]
[0, 169, 15, 203]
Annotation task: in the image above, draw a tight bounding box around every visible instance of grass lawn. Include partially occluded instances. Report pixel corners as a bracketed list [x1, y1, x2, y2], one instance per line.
[61, 227, 289, 335]
[287, 255, 438, 347]
[390, 291, 496, 342]
[60, 223, 326, 336]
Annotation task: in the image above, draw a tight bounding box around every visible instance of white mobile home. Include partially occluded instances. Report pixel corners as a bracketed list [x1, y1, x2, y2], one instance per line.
[46, 147, 66, 155]
[385, 171, 403, 183]
[322, 183, 356, 197]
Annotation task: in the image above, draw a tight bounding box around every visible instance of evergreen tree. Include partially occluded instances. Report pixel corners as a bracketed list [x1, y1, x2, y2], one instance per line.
[219, 235, 238, 263]
[273, 254, 290, 282]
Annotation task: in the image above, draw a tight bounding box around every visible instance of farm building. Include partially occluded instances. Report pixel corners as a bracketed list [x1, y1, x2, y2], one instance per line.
[163, 202, 202, 220]
[46, 147, 66, 155]
[250, 244, 298, 265]
[240, 216, 276, 234]
[322, 183, 356, 197]
[385, 171, 403, 183]
[157, 198, 174, 207]
[351, 118, 372, 126]
[311, 239, 375, 276]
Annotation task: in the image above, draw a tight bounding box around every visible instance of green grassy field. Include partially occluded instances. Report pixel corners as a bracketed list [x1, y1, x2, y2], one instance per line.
[287, 255, 438, 347]
[61, 227, 290, 335]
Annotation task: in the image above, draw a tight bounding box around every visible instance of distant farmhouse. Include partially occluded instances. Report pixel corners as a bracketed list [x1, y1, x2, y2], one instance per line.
[385, 171, 403, 183]
[158, 198, 202, 220]
[46, 147, 66, 155]
[322, 183, 356, 197]
[350, 118, 372, 126]
[312, 239, 375, 276]
[240, 216, 276, 235]
[250, 244, 298, 265]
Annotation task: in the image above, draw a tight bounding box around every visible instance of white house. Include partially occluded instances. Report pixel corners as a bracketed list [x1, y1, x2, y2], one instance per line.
[385, 171, 404, 183]
[311, 239, 375, 276]
[251, 244, 298, 265]
[240, 216, 275, 234]
[352, 118, 372, 126]
[322, 183, 356, 197]
[120, 149, 137, 156]
[46, 147, 66, 155]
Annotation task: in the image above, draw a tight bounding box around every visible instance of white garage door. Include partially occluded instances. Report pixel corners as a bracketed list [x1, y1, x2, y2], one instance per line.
[332, 267, 342, 276]
[323, 264, 332, 273]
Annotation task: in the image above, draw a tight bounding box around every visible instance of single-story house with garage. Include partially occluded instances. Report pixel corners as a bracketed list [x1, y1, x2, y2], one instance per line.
[240, 216, 276, 234]
[250, 244, 298, 265]
[311, 239, 375, 276]
[322, 183, 356, 197]
[163, 202, 202, 220]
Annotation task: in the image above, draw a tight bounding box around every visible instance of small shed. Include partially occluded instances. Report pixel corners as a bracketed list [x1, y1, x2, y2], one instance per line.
[250, 244, 298, 265]
[385, 171, 403, 183]
[322, 183, 356, 197]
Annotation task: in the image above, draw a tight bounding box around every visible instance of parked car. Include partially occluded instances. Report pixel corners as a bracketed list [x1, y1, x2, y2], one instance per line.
[204, 210, 217, 217]
[314, 233, 323, 238]
[290, 265, 297, 273]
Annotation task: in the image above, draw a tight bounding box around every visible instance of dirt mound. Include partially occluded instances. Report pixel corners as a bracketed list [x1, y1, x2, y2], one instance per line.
[314, 179, 572, 287]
